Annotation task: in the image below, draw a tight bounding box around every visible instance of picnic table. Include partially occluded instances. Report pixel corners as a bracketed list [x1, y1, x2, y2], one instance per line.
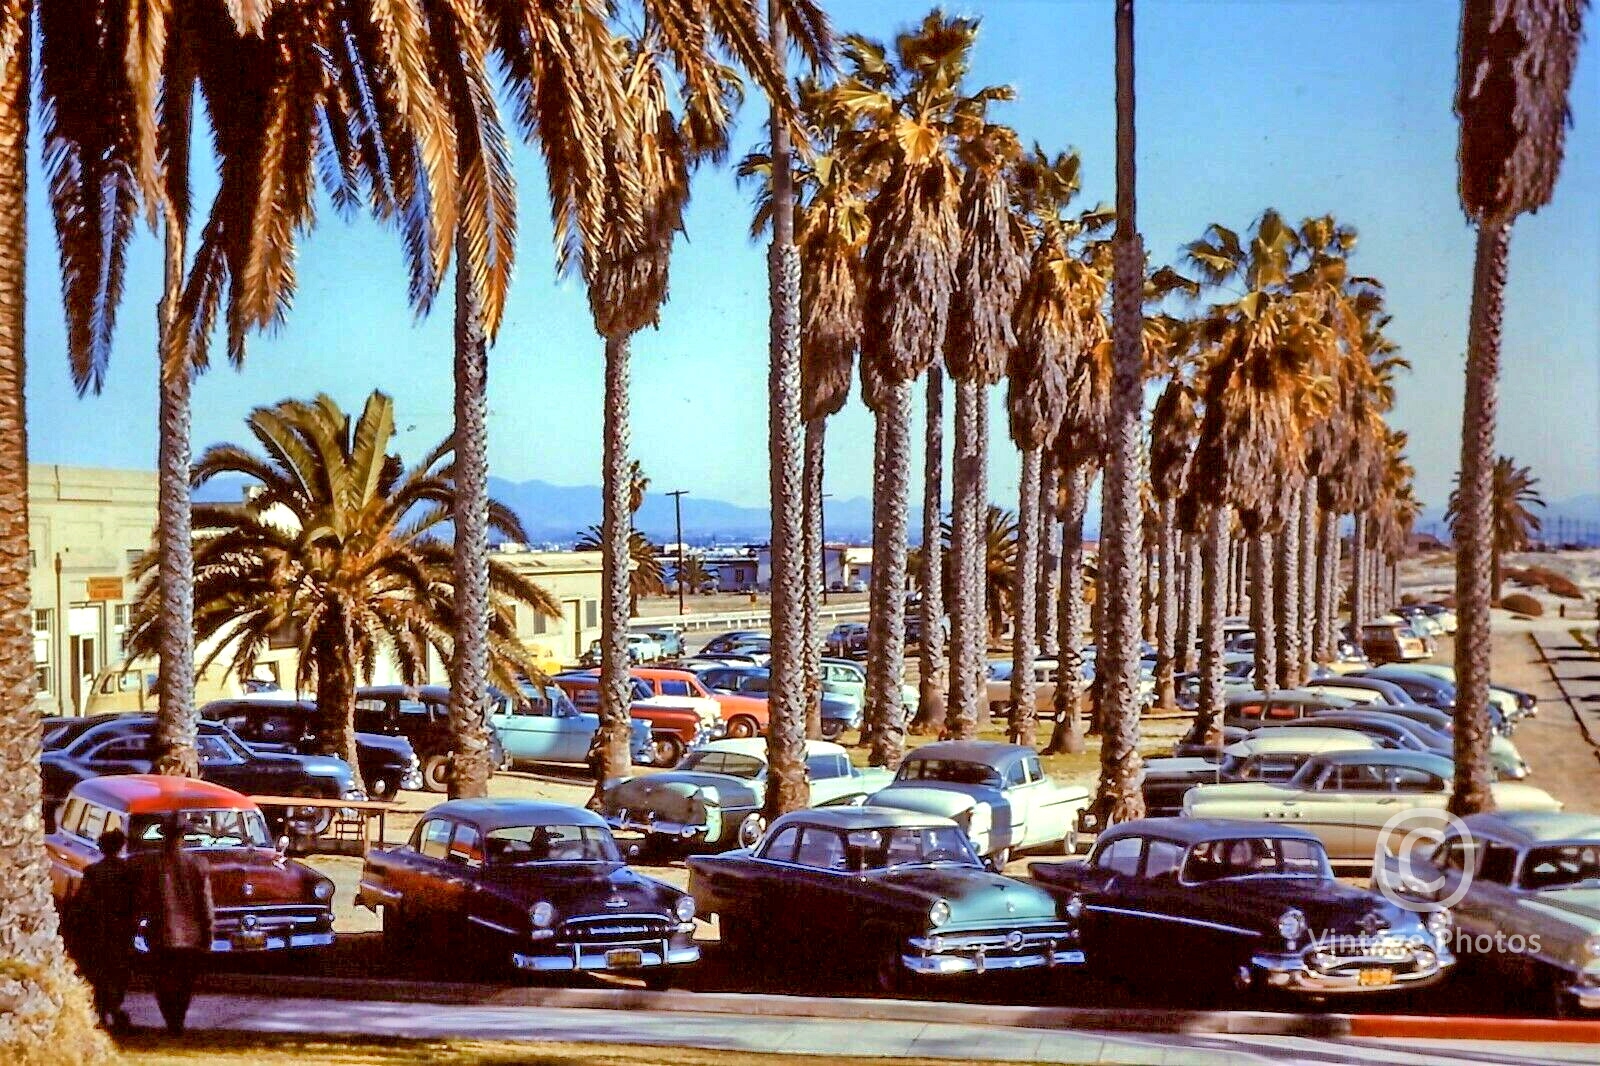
[250, 794, 402, 856]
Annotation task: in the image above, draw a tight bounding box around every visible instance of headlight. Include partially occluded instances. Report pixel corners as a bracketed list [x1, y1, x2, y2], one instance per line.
[675, 896, 696, 922]
[1065, 894, 1085, 920]
[312, 879, 334, 901]
[1426, 909, 1453, 941]
[928, 899, 951, 928]
[1584, 934, 1600, 961]
[1277, 908, 1307, 945]
[531, 901, 556, 928]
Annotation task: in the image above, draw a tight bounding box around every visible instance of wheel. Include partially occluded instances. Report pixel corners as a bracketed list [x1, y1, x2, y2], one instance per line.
[869, 928, 907, 996]
[421, 754, 451, 793]
[735, 811, 767, 849]
[726, 716, 759, 739]
[1542, 967, 1575, 1019]
[651, 733, 686, 768]
[286, 789, 334, 837]
[819, 720, 845, 741]
[986, 846, 1012, 872]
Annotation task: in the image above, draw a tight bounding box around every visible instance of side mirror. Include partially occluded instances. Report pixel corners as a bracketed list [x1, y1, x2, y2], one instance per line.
[276, 835, 290, 856]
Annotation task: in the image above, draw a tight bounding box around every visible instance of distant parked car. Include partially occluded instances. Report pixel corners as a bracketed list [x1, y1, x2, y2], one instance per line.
[1394, 606, 1444, 639]
[820, 658, 916, 729]
[702, 630, 769, 656]
[698, 666, 859, 739]
[200, 697, 423, 798]
[825, 622, 869, 660]
[1382, 662, 1535, 725]
[634, 629, 685, 659]
[1357, 616, 1431, 664]
[1416, 603, 1458, 634]
[869, 741, 1091, 867]
[354, 686, 507, 793]
[1141, 727, 1382, 817]
[491, 681, 653, 769]
[848, 579, 868, 594]
[985, 658, 1063, 721]
[626, 632, 664, 663]
[1352, 667, 1461, 714]
[550, 672, 718, 768]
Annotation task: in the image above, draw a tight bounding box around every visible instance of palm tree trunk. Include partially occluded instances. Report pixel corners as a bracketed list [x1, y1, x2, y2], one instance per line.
[862, 407, 889, 751]
[1314, 508, 1337, 661]
[1249, 529, 1276, 693]
[764, 75, 809, 815]
[1010, 446, 1041, 746]
[1350, 510, 1367, 639]
[592, 333, 636, 793]
[1096, 0, 1146, 824]
[1490, 539, 1502, 605]
[1037, 462, 1060, 657]
[913, 368, 947, 735]
[1153, 498, 1177, 708]
[802, 417, 825, 739]
[1274, 483, 1302, 689]
[450, 252, 494, 800]
[1044, 463, 1089, 755]
[867, 380, 913, 768]
[1141, 543, 1157, 645]
[975, 387, 990, 653]
[1298, 479, 1316, 679]
[947, 378, 982, 736]
[314, 623, 362, 777]
[1226, 536, 1241, 615]
[153, 204, 198, 777]
[0, 25, 110, 1057]
[1192, 505, 1229, 740]
[1177, 530, 1198, 674]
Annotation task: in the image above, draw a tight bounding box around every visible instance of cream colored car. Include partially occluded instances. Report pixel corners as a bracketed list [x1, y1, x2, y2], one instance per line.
[985, 658, 1062, 719]
[1183, 750, 1561, 865]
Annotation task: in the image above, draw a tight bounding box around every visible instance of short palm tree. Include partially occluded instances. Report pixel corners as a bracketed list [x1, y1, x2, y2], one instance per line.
[576, 526, 670, 615]
[124, 393, 558, 777]
[1446, 456, 1545, 603]
[1451, 0, 1586, 816]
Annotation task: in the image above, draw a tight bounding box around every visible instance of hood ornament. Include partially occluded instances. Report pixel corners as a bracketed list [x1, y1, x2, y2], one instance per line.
[1360, 911, 1389, 936]
[241, 881, 255, 898]
[605, 894, 629, 909]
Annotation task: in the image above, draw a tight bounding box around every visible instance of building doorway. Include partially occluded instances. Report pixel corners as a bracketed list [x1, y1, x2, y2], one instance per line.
[564, 599, 583, 659]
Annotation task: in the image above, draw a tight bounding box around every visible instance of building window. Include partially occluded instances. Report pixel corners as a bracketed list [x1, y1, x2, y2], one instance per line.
[35, 665, 51, 696]
[112, 604, 129, 654]
[33, 609, 51, 633]
[125, 548, 145, 569]
[584, 600, 598, 629]
[28, 550, 35, 569]
[529, 610, 547, 635]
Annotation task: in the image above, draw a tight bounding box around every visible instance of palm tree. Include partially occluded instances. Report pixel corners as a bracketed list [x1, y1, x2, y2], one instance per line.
[576, 526, 671, 615]
[915, 366, 949, 734]
[1043, 461, 1095, 755]
[125, 393, 558, 777]
[1451, 0, 1586, 815]
[1149, 355, 1199, 708]
[679, 552, 713, 592]
[1446, 456, 1545, 603]
[627, 461, 652, 515]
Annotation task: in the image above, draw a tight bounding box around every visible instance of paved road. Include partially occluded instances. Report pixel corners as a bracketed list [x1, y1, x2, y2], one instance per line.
[122, 992, 1599, 1066]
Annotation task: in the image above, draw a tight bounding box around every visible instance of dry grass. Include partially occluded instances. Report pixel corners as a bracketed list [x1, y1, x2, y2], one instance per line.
[1500, 592, 1544, 617]
[115, 1033, 1039, 1066]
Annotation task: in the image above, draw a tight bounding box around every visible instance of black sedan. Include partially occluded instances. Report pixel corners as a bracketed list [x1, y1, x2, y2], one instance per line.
[357, 799, 698, 987]
[1030, 818, 1454, 1000]
[354, 686, 508, 792]
[200, 698, 424, 798]
[688, 807, 1082, 993]
[40, 716, 363, 832]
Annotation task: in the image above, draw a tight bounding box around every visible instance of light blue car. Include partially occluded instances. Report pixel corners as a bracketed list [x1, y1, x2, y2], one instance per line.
[489, 683, 654, 767]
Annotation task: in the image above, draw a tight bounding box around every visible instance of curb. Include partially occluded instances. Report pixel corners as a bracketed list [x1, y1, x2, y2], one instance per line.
[200, 973, 1599, 1043]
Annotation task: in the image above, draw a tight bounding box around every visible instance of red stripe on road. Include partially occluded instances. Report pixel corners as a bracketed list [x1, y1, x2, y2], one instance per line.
[1346, 1014, 1600, 1044]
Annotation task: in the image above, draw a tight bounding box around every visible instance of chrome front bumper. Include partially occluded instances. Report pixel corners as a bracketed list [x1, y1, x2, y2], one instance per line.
[1568, 977, 1600, 1010]
[605, 813, 709, 841]
[1251, 943, 1452, 993]
[135, 929, 334, 953]
[512, 944, 700, 972]
[904, 926, 1084, 975]
[400, 769, 424, 790]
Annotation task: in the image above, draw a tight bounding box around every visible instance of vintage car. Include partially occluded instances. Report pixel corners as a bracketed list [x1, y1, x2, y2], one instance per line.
[1031, 819, 1454, 999]
[48, 775, 335, 954]
[1217, 690, 1356, 734]
[702, 630, 769, 656]
[697, 666, 856, 739]
[1380, 811, 1600, 1015]
[688, 807, 1082, 992]
[1142, 727, 1382, 817]
[1351, 667, 1460, 714]
[40, 716, 363, 833]
[598, 739, 893, 852]
[869, 741, 1091, 867]
[1182, 750, 1562, 863]
[490, 681, 654, 769]
[984, 658, 1068, 721]
[1356, 617, 1431, 664]
[552, 672, 720, 767]
[1300, 707, 1530, 780]
[634, 629, 685, 659]
[824, 622, 869, 660]
[820, 658, 917, 727]
[357, 799, 697, 985]
[1378, 662, 1535, 725]
[627, 668, 734, 734]
[354, 686, 507, 792]
[200, 697, 423, 798]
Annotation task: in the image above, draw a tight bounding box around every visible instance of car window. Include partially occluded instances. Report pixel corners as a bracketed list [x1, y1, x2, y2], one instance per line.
[1024, 757, 1044, 783]
[1234, 703, 1267, 722]
[58, 797, 85, 837]
[449, 824, 484, 868]
[197, 734, 243, 766]
[805, 754, 847, 781]
[418, 819, 452, 860]
[79, 804, 108, 842]
[1184, 837, 1331, 882]
[659, 680, 692, 697]
[1386, 766, 1443, 792]
[1335, 764, 1388, 791]
[896, 759, 1002, 788]
[1143, 839, 1184, 880]
[1004, 760, 1028, 787]
[398, 699, 429, 717]
[85, 735, 151, 761]
[760, 825, 799, 861]
[680, 751, 765, 778]
[1519, 845, 1600, 890]
[794, 828, 848, 871]
[1478, 843, 1518, 885]
[1094, 837, 1142, 876]
[128, 808, 272, 850]
[355, 698, 389, 715]
[484, 824, 619, 863]
[857, 826, 980, 870]
[1239, 754, 1303, 781]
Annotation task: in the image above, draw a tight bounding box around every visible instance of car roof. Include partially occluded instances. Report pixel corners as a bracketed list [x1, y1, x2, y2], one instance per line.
[70, 774, 258, 815]
[1365, 666, 1449, 684]
[901, 740, 1027, 766]
[201, 698, 320, 715]
[696, 738, 847, 759]
[1306, 749, 1454, 773]
[356, 685, 452, 699]
[1462, 811, 1600, 848]
[769, 805, 957, 833]
[1226, 690, 1352, 708]
[1242, 727, 1379, 751]
[1097, 817, 1323, 848]
[420, 798, 607, 832]
[1304, 676, 1400, 692]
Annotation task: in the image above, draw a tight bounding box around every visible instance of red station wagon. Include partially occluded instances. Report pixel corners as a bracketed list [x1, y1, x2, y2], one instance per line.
[47, 775, 336, 954]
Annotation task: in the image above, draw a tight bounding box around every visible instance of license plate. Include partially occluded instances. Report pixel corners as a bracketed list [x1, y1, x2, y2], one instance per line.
[606, 948, 644, 968]
[231, 930, 268, 951]
[1358, 967, 1393, 988]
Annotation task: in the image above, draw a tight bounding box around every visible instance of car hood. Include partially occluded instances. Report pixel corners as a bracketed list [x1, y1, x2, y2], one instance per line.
[479, 861, 679, 916]
[181, 848, 326, 905]
[873, 866, 1060, 926]
[604, 772, 762, 813]
[355, 731, 415, 761]
[868, 783, 993, 819]
[1180, 876, 1424, 939]
[1523, 887, 1600, 928]
[1488, 782, 1563, 811]
[1142, 756, 1225, 780]
[820, 694, 858, 720]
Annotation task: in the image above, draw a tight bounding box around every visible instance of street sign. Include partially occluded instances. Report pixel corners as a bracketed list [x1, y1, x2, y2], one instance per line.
[85, 576, 123, 602]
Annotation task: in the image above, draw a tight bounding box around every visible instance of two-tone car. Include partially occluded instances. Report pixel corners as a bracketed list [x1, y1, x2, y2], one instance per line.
[869, 741, 1091, 867]
[200, 697, 424, 798]
[1031, 819, 1453, 999]
[358, 799, 698, 986]
[48, 775, 335, 954]
[552, 672, 719, 769]
[697, 665, 858, 740]
[1141, 727, 1382, 818]
[1381, 811, 1600, 1015]
[689, 807, 1083, 993]
[598, 739, 893, 852]
[1182, 750, 1562, 864]
[820, 658, 917, 733]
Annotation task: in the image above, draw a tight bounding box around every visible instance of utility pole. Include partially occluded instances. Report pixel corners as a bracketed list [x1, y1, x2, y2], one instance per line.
[666, 490, 690, 615]
[820, 494, 833, 605]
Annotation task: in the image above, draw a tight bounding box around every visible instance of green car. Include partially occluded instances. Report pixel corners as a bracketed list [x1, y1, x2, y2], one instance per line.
[821, 658, 917, 730]
[687, 806, 1083, 993]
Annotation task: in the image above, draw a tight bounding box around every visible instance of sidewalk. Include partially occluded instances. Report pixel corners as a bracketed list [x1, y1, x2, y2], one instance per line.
[122, 992, 1600, 1066]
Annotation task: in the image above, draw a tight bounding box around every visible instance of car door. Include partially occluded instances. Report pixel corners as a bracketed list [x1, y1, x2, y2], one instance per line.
[1076, 835, 1146, 973]
[805, 752, 858, 806]
[492, 695, 569, 765]
[707, 823, 797, 937]
[1268, 762, 1355, 857]
[1364, 765, 1450, 859]
[788, 826, 851, 959]
[405, 817, 459, 932]
[78, 733, 157, 776]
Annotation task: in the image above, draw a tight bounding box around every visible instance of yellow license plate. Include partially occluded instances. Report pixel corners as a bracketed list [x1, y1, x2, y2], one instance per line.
[231, 931, 268, 951]
[606, 948, 644, 968]
[1358, 967, 1393, 987]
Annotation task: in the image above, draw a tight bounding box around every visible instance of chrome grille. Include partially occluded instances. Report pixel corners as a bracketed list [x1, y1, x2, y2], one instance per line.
[560, 914, 671, 944]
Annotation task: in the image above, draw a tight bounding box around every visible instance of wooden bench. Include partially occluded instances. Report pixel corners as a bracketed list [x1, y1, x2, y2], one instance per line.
[250, 795, 402, 856]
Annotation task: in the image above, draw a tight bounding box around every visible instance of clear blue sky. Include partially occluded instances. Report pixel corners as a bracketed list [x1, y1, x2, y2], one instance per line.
[22, 1, 1599, 517]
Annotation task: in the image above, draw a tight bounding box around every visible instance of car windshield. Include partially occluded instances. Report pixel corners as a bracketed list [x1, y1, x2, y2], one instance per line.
[680, 751, 765, 778]
[1518, 844, 1600, 890]
[1182, 837, 1331, 883]
[846, 826, 981, 870]
[129, 808, 272, 850]
[895, 759, 1003, 788]
[484, 824, 620, 864]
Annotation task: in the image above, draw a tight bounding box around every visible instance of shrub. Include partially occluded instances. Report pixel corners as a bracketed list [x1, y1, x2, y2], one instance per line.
[1524, 566, 1583, 599]
[1500, 593, 1543, 617]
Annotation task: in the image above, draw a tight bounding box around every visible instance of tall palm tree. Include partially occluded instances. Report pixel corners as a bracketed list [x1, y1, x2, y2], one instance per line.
[125, 393, 557, 776]
[1451, 0, 1586, 815]
[1043, 461, 1095, 755]
[1149, 358, 1199, 708]
[1446, 456, 1545, 603]
[915, 366, 948, 734]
